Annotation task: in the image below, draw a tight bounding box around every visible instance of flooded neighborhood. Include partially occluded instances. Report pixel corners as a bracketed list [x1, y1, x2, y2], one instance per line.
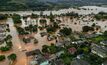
[0, 4, 107, 65]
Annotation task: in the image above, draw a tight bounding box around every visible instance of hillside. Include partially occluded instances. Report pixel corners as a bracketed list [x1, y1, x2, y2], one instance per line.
[0, 0, 107, 11]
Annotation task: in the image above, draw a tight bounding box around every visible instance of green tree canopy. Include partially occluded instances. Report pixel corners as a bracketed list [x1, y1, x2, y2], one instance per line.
[60, 27, 72, 36]
[8, 53, 17, 61]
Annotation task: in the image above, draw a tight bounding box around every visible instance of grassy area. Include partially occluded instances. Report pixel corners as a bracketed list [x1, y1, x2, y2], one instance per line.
[88, 35, 107, 43]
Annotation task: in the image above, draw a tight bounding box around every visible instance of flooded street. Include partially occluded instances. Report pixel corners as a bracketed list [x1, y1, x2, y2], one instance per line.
[0, 17, 55, 65]
[6, 18, 27, 65]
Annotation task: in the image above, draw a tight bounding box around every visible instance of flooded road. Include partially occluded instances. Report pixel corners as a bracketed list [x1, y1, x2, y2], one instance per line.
[0, 17, 55, 65]
[6, 18, 27, 65]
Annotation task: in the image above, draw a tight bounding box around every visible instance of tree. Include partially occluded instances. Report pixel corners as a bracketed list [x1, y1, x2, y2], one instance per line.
[92, 23, 96, 27]
[60, 27, 72, 36]
[49, 12, 54, 22]
[82, 26, 94, 32]
[4, 34, 12, 42]
[27, 24, 38, 33]
[104, 31, 107, 36]
[39, 19, 47, 25]
[6, 28, 10, 32]
[12, 14, 22, 24]
[0, 55, 5, 61]
[8, 53, 17, 61]
[0, 14, 7, 20]
[53, 22, 59, 29]
[83, 54, 104, 65]
[7, 34, 12, 39]
[34, 38, 38, 44]
[60, 53, 73, 65]
[49, 44, 57, 54]
[0, 46, 10, 52]
[95, 12, 107, 20]
[42, 45, 49, 53]
[23, 38, 31, 43]
[31, 13, 38, 19]
[69, 35, 76, 41]
[25, 26, 30, 31]
[16, 26, 25, 35]
[46, 26, 56, 33]
[6, 41, 13, 48]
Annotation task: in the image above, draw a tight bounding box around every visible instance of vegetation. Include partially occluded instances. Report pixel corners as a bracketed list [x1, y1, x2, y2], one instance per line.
[34, 38, 38, 44]
[12, 14, 22, 25]
[46, 26, 57, 33]
[0, 0, 107, 11]
[104, 30, 107, 36]
[42, 44, 61, 54]
[0, 14, 7, 20]
[60, 27, 72, 36]
[61, 12, 79, 17]
[31, 13, 38, 19]
[0, 55, 5, 61]
[60, 53, 73, 65]
[82, 26, 94, 32]
[77, 42, 91, 54]
[6, 41, 13, 48]
[82, 53, 105, 65]
[16, 26, 25, 35]
[89, 33, 107, 43]
[0, 34, 13, 52]
[23, 38, 31, 43]
[0, 46, 10, 52]
[95, 12, 107, 20]
[8, 53, 17, 61]
[39, 19, 47, 25]
[17, 24, 38, 35]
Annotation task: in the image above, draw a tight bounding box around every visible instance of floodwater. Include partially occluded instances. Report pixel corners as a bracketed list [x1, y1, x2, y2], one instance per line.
[0, 17, 55, 65]
[0, 6, 107, 16]
[0, 6, 107, 65]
